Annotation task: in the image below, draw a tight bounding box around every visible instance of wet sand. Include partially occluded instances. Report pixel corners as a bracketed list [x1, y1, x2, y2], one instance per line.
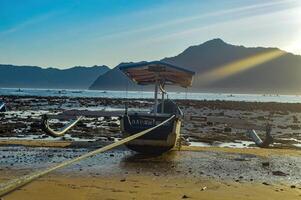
[2, 174, 300, 200]
[0, 146, 300, 200]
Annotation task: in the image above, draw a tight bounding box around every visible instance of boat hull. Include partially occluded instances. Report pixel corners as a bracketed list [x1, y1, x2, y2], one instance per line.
[121, 114, 181, 154]
[0, 102, 6, 112]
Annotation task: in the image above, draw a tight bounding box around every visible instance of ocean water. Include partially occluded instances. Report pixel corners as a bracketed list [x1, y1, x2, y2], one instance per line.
[1, 88, 301, 103]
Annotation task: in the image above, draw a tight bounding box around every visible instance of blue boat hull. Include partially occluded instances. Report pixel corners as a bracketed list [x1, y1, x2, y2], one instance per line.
[121, 114, 181, 154]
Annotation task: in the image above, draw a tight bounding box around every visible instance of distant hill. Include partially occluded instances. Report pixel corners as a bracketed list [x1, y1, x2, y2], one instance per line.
[90, 64, 139, 91]
[89, 62, 153, 91]
[90, 39, 301, 94]
[0, 64, 109, 89]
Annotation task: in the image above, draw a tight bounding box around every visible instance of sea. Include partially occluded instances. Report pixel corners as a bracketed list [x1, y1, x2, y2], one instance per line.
[1, 88, 301, 103]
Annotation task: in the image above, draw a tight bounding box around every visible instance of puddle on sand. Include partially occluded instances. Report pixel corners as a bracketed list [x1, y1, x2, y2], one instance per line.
[189, 140, 257, 148]
[0, 134, 113, 142]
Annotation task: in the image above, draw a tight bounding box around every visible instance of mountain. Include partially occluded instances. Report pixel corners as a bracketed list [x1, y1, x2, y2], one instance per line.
[90, 39, 301, 94]
[89, 64, 139, 91]
[89, 62, 152, 91]
[162, 39, 301, 94]
[0, 64, 109, 89]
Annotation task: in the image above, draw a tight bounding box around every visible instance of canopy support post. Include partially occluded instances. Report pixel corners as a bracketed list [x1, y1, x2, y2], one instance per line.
[154, 77, 158, 114]
[161, 84, 165, 113]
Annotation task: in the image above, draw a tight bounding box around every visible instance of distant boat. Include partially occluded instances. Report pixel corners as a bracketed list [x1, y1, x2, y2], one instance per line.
[71, 91, 83, 94]
[15, 88, 23, 92]
[58, 90, 67, 94]
[0, 101, 6, 112]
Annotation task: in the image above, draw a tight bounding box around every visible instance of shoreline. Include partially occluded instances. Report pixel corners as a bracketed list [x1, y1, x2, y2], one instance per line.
[2, 94, 301, 111]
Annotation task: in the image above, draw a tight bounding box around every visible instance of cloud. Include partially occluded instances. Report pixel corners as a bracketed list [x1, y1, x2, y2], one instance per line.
[141, 2, 301, 46]
[0, 10, 64, 38]
[94, 0, 298, 41]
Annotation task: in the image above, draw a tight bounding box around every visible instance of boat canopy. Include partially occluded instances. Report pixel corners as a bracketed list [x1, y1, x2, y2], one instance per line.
[119, 61, 195, 88]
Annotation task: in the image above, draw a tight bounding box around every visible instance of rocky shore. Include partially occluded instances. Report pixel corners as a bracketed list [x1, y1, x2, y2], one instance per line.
[0, 95, 301, 148]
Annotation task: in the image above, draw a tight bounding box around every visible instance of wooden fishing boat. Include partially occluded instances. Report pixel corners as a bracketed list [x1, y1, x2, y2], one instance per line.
[119, 61, 195, 154]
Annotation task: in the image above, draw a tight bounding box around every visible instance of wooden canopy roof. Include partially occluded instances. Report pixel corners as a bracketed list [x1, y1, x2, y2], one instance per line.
[119, 61, 195, 88]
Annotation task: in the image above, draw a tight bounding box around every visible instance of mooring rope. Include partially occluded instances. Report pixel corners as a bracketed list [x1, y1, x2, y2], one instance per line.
[0, 115, 175, 197]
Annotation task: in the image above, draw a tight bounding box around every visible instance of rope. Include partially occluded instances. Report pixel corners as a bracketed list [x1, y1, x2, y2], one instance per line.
[0, 115, 175, 197]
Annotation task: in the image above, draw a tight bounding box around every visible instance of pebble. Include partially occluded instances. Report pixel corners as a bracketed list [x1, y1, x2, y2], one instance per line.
[272, 171, 288, 176]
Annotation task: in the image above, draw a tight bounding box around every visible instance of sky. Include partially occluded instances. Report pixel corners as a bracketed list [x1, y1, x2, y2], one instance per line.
[0, 0, 300, 68]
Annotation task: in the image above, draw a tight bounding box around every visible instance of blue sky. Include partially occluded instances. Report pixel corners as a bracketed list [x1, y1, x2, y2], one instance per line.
[0, 0, 300, 68]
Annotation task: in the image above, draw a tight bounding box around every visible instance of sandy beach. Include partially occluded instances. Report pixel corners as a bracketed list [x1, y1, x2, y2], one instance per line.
[0, 146, 300, 200]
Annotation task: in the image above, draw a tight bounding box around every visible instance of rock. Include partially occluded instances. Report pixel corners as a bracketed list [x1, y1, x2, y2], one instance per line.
[201, 186, 207, 191]
[207, 121, 213, 126]
[262, 162, 270, 167]
[234, 158, 246, 161]
[108, 122, 119, 127]
[272, 171, 288, 176]
[182, 195, 189, 199]
[41, 134, 48, 138]
[262, 182, 270, 186]
[120, 178, 126, 182]
[153, 172, 160, 176]
[224, 127, 232, 132]
[290, 185, 296, 189]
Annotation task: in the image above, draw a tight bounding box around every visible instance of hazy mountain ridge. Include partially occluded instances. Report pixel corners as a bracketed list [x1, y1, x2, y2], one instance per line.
[2, 39, 301, 93]
[0, 64, 110, 89]
[90, 39, 301, 94]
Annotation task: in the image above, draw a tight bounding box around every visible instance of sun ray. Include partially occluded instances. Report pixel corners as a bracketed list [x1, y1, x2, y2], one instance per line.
[195, 49, 286, 86]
